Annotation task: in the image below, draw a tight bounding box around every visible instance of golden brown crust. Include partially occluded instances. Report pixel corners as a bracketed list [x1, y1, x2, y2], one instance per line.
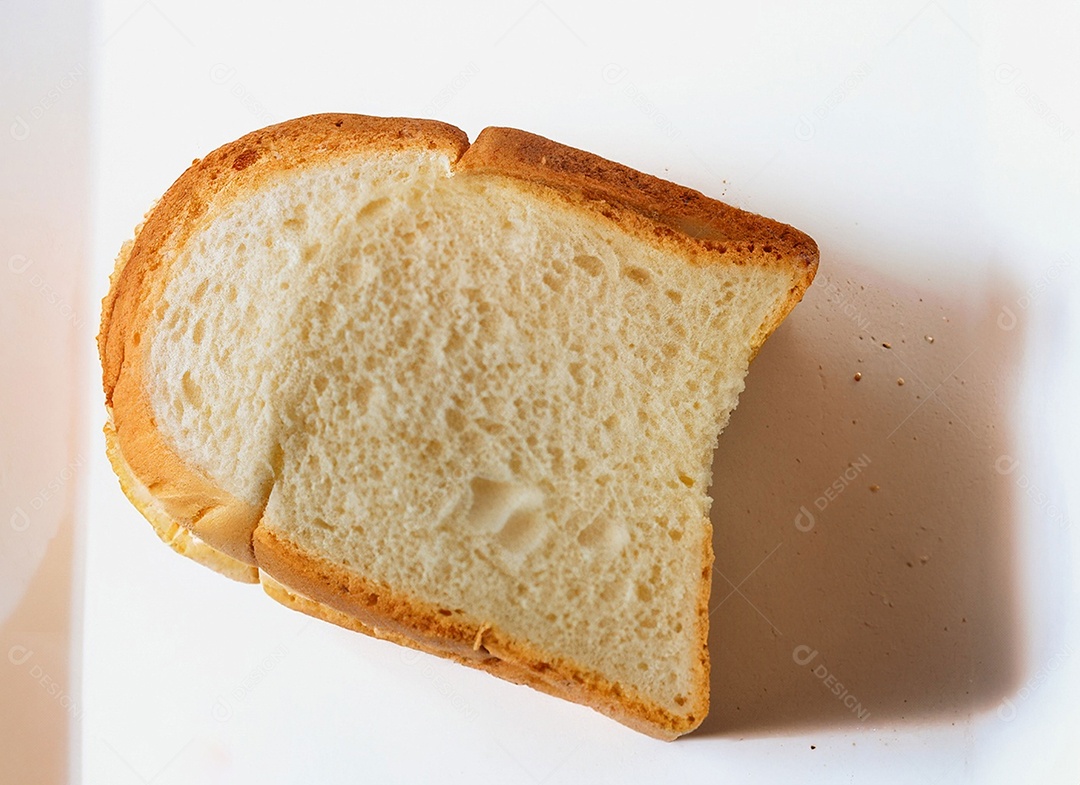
[455, 126, 818, 352]
[99, 113, 817, 740]
[257, 569, 669, 731]
[105, 419, 259, 583]
[253, 527, 693, 740]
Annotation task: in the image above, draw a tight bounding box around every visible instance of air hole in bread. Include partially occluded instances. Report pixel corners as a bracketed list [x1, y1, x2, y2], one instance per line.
[542, 272, 565, 293]
[496, 509, 547, 555]
[576, 517, 629, 555]
[445, 407, 466, 432]
[180, 371, 203, 408]
[465, 477, 544, 536]
[573, 254, 603, 276]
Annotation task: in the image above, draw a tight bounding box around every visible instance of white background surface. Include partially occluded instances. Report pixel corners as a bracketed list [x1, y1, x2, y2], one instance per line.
[3, 0, 1080, 782]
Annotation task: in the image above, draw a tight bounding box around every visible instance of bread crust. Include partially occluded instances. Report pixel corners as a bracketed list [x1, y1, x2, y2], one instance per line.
[455, 127, 818, 353]
[253, 527, 699, 740]
[104, 419, 259, 583]
[98, 113, 816, 739]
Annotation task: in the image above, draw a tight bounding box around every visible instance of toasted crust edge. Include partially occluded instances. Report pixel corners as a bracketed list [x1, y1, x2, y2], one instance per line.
[455, 126, 818, 353]
[99, 113, 817, 740]
[104, 418, 259, 583]
[253, 527, 700, 740]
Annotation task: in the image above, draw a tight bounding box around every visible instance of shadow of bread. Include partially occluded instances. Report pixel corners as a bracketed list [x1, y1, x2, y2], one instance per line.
[696, 255, 1025, 737]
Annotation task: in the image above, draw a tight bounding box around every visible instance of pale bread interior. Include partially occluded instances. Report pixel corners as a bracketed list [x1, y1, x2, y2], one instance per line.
[146, 149, 792, 716]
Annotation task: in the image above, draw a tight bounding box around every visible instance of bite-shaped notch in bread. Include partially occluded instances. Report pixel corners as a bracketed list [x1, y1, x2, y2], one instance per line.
[98, 113, 817, 739]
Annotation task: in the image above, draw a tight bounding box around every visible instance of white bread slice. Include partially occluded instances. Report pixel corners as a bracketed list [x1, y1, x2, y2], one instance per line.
[98, 114, 817, 739]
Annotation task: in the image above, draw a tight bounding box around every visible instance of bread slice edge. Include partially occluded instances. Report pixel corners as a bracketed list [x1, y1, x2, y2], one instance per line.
[253, 525, 709, 740]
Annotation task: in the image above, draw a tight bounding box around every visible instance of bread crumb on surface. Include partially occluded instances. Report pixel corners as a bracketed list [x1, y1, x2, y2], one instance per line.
[853, 372, 862, 381]
[870, 484, 880, 492]
[897, 377, 905, 386]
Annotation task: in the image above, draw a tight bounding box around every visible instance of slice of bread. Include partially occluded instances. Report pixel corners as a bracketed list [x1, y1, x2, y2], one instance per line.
[98, 114, 817, 739]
